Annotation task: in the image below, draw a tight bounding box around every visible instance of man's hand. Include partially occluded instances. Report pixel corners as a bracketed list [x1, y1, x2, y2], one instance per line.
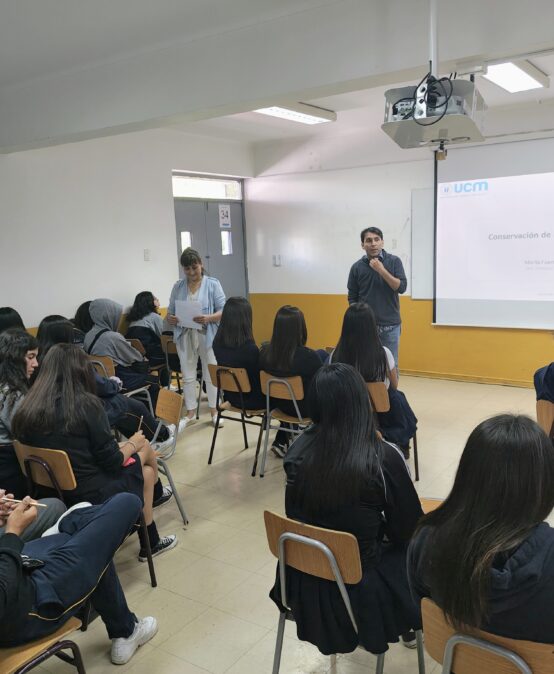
[369, 258, 386, 275]
[4, 497, 37, 537]
[166, 314, 179, 326]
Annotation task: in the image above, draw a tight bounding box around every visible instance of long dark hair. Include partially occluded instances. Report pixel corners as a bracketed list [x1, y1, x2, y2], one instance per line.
[261, 306, 307, 372]
[333, 303, 387, 382]
[418, 414, 554, 630]
[73, 301, 93, 333]
[0, 329, 38, 412]
[127, 291, 158, 322]
[291, 363, 382, 516]
[13, 343, 101, 435]
[213, 297, 254, 349]
[37, 315, 74, 360]
[0, 307, 25, 334]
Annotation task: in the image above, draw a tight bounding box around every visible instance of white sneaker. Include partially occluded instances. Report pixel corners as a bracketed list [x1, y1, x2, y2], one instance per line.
[111, 616, 158, 664]
[154, 436, 174, 456]
[212, 415, 224, 428]
[41, 502, 92, 537]
[167, 417, 193, 435]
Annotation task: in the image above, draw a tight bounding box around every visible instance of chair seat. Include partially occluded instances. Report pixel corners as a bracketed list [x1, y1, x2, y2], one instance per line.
[271, 410, 311, 425]
[0, 617, 82, 674]
[220, 401, 265, 416]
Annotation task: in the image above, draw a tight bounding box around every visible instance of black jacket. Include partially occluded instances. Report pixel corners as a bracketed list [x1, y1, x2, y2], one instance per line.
[0, 533, 32, 645]
[408, 522, 554, 644]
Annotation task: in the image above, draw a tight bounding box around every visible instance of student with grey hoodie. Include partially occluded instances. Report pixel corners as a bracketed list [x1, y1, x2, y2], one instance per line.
[84, 298, 161, 408]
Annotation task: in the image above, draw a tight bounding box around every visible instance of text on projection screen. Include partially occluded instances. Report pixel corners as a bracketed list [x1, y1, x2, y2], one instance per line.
[435, 172, 554, 329]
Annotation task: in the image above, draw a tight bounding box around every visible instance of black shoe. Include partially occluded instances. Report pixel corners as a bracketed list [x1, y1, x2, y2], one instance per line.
[401, 631, 417, 649]
[153, 485, 173, 509]
[138, 534, 178, 562]
[270, 443, 286, 458]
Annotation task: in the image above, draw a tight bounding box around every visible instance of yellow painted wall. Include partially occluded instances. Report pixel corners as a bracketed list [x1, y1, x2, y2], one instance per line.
[250, 294, 553, 387]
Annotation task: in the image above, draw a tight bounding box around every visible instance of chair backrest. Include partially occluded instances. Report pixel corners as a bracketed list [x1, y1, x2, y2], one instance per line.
[208, 363, 251, 393]
[89, 354, 115, 378]
[420, 497, 443, 514]
[13, 441, 77, 492]
[422, 598, 554, 674]
[128, 338, 146, 356]
[260, 371, 304, 401]
[537, 400, 554, 438]
[155, 388, 184, 426]
[160, 334, 178, 356]
[367, 381, 390, 413]
[264, 510, 362, 584]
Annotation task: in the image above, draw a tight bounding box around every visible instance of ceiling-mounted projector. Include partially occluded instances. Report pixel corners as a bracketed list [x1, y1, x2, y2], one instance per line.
[381, 76, 486, 149]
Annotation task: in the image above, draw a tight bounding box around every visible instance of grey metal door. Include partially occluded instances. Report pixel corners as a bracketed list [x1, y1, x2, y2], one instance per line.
[174, 199, 248, 298]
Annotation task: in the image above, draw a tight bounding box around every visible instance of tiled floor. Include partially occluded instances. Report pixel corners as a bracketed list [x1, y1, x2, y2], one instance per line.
[36, 376, 541, 673]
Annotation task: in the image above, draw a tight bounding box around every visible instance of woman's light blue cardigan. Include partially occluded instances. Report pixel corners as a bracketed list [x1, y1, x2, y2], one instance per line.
[168, 275, 226, 349]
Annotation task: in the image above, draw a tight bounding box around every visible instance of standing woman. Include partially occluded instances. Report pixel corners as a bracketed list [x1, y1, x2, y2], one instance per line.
[0, 329, 39, 497]
[167, 248, 226, 428]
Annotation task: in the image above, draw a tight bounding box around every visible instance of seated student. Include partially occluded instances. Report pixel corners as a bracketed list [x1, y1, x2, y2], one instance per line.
[0, 492, 158, 664]
[212, 297, 265, 410]
[125, 291, 178, 387]
[332, 302, 417, 458]
[0, 307, 26, 334]
[84, 298, 161, 408]
[13, 344, 177, 561]
[37, 315, 174, 451]
[270, 363, 423, 655]
[0, 488, 67, 541]
[535, 362, 554, 403]
[259, 305, 321, 453]
[408, 414, 554, 644]
[0, 329, 39, 498]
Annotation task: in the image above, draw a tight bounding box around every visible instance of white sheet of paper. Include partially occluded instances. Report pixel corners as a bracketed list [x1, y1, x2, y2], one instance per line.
[174, 300, 203, 330]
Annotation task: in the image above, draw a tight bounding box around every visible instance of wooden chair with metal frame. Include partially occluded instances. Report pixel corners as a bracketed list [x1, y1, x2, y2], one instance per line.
[207, 363, 265, 468]
[88, 354, 154, 416]
[422, 597, 553, 674]
[264, 510, 426, 674]
[149, 388, 189, 526]
[367, 381, 420, 482]
[0, 617, 85, 674]
[12, 441, 157, 588]
[159, 335, 202, 419]
[255, 372, 312, 479]
[537, 399, 554, 439]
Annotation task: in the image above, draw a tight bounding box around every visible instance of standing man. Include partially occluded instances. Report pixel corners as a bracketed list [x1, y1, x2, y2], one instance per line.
[347, 227, 407, 365]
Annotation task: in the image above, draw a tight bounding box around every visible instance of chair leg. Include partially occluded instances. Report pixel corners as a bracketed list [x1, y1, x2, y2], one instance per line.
[272, 612, 286, 674]
[251, 418, 266, 476]
[413, 431, 420, 482]
[259, 416, 272, 478]
[139, 513, 157, 588]
[241, 413, 248, 449]
[416, 629, 426, 674]
[158, 459, 189, 526]
[375, 652, 385, 674]
[16, 640, 86, 674]
[208, 414, 221, 465]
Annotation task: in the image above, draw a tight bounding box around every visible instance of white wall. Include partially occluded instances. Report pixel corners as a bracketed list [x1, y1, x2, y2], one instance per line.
[0, 128, 253, 326]
[245, 156, 433, 295]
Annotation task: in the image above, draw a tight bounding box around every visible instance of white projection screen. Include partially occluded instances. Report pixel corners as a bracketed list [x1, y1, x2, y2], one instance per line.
[435, 138, 554, 329]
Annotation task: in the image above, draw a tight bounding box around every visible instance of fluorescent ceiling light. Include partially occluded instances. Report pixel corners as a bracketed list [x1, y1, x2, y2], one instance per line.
[254, 102, 336, 124]
[483, 60, 549, 93]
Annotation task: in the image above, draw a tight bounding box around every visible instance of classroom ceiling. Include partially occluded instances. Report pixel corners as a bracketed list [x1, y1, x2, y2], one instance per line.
[166, 53, 554, 144]
[0, 0, 330, 89]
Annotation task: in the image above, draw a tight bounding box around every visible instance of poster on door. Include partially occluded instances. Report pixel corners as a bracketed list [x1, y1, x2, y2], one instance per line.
[218, 204, 231, 228]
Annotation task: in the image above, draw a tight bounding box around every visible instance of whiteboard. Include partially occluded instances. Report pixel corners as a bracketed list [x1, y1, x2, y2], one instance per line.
[410, 187, 434, 299]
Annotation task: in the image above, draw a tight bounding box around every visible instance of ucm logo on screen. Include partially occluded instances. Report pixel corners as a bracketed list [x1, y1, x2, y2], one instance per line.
[440, 180, 489, 195]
